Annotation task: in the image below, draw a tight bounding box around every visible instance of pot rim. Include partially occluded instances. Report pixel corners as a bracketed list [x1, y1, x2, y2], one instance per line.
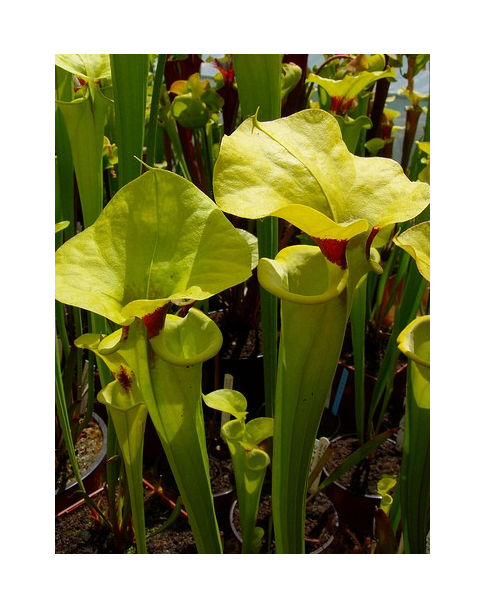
[55, 412, 108, 497]
[323, 432, 397, 501]
[229, 489, 338, 554]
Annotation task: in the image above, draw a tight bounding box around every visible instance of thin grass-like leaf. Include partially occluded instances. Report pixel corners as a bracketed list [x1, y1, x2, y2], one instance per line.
[309, 428, 395, 499]
[369, 259, 427, 435]
[55, 66, 75, 242]
[397, 316, 430, 553]
[159, 86, 192, 181]
[110, 54, 149, 187]
[233, 54, 282, 418]
[350, 276, 367, 444]
[55, 330, 85, 494]
[146, 55, 167, 168]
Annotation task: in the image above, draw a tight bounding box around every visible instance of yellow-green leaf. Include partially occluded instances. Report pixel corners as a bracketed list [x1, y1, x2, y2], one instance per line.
[397, 315, 430, 373]
[307, 67, 395, 114]
[55, 169, 253, 325]
[257, 245, 348, 305]
[55, 54, 111, 81]
[393, 222, 430, 281]
[150, 308, 223, 366]
[214, 110, 429, 247]
[203, 389, 248, 421]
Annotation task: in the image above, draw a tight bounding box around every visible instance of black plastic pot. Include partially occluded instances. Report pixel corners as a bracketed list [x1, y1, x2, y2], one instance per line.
[323, 474, 381, 540]
[214, 487, 237, 536]
[322, 434, 400, 540]
[55, 412, 107, 516]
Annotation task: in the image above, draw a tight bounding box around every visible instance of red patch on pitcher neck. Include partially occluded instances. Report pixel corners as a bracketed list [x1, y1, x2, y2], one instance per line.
[366, 227, 380, 259]
[142, 304, 169, 339]
[116, 365, 134, 393]
[312, 236, 348, 269]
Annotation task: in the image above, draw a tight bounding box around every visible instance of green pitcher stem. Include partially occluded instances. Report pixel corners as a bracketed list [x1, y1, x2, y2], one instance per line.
[272, 295, 348, 553]
[56, 84, 109, 228]
[105, 416, 121, 537]
[127, 320, 223, 554]
[203, 390, 273, 554]
[150, 360, 223, 554]
[228, 446, 264, 554]
[240, 466, 267, 554]
[101, 392, 149, 554]
[229, 443, 269, 554]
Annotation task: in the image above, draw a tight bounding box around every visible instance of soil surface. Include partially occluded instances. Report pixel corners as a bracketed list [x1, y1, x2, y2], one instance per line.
[55, 417, 104, 494]
[55, 433, 401, 554]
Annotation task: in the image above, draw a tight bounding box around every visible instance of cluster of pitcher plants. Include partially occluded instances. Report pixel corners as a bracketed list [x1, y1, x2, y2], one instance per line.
[55, 54, 430, 554]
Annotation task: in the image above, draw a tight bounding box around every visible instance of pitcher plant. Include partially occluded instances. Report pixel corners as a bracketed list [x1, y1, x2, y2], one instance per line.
[203, 389, 273, 553]
[395, 221, 430, 553]
[55, 168, 253, 553]
[213, 108, 430, 553]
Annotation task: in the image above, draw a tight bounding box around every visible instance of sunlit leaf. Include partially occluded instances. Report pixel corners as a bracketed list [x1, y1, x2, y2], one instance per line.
[55, 220, 70, 233]
[257, 245, 348, 305]
[203, 389, 248, 421]
[397, 315, 430, 376]
[394, 222, 430, 281]
[150, 308, 223, 366]
[214, 110, 429, 246]
[307, 67, 395, 114]
[55, 54, 112, 81]
[55, 169, 252, 325]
